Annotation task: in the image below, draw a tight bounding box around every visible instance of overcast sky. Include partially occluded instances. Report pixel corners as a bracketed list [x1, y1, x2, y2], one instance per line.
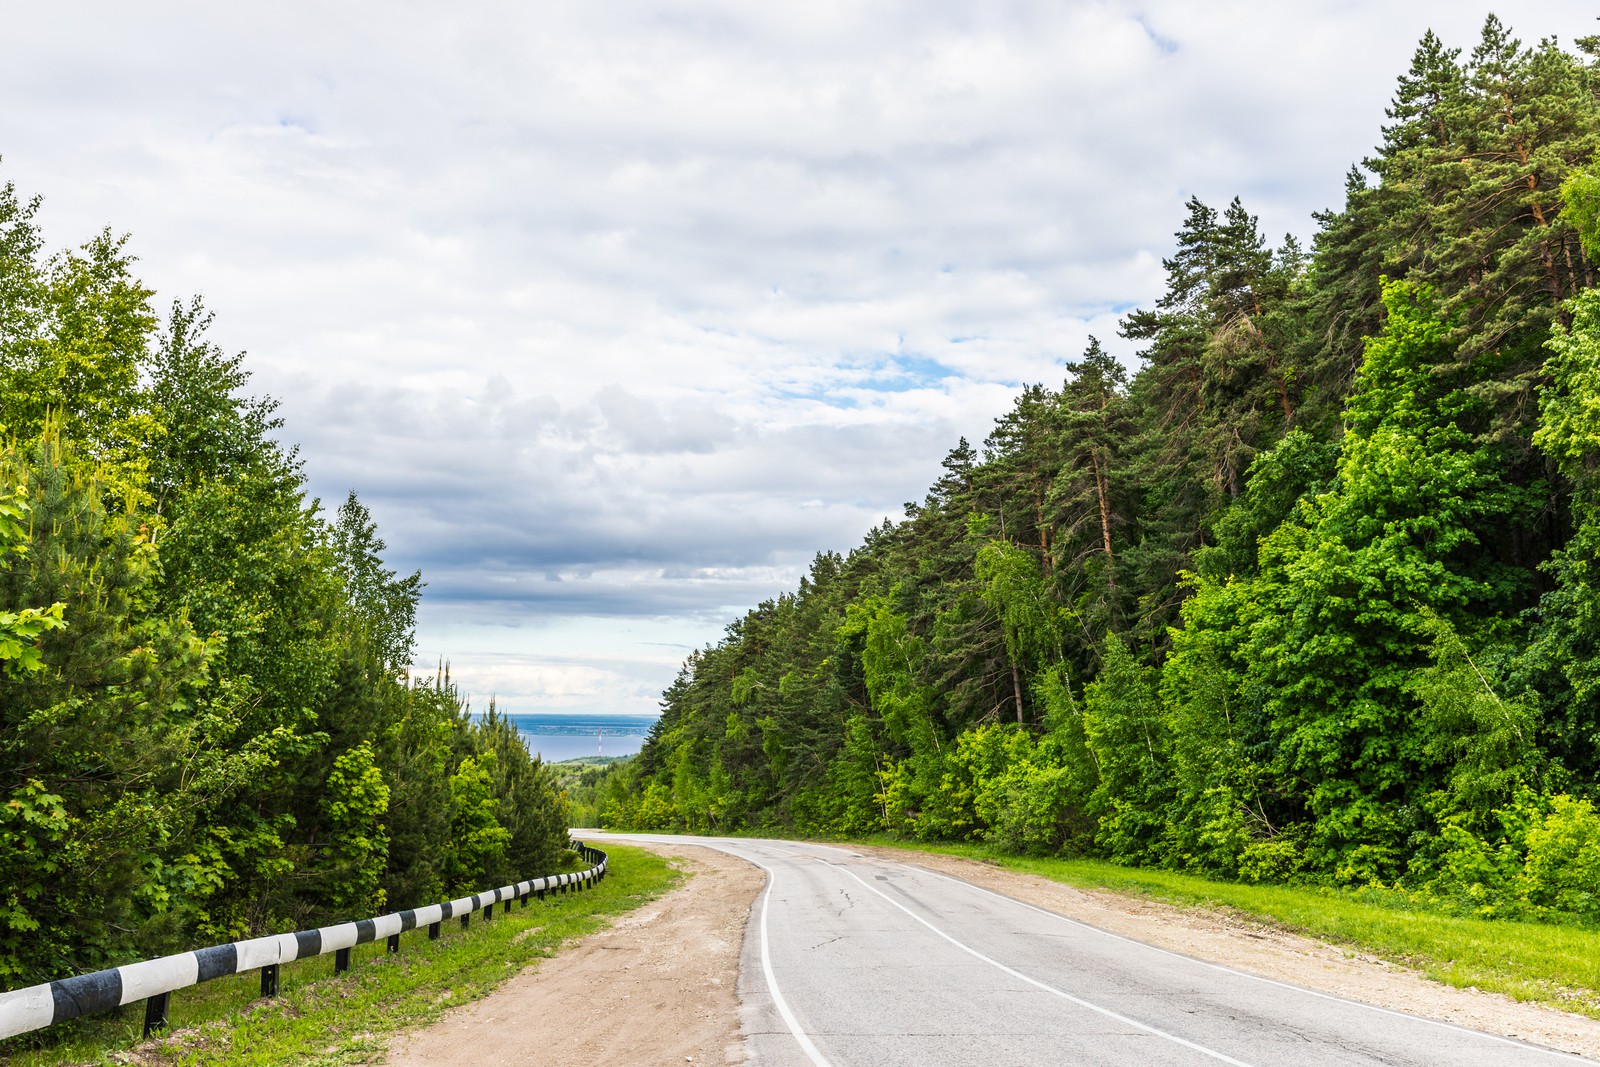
[3, 2, 1591, 717]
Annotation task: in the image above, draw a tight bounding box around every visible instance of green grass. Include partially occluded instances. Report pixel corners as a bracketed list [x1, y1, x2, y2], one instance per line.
[1, 844, 681, 1066]
[873, 839, 1600, 1018]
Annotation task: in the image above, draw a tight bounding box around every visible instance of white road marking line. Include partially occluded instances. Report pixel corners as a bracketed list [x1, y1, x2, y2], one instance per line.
[598, 834, 1590, 1064]
[584, 832, 830, 1062]
[904, 862, 1596, 1064]
[831, 863, 1258, 1067]
[756, 862, 835, 1067]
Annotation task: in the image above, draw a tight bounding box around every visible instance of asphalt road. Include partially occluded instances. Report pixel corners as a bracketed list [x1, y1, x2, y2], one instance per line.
[593, 833, 1595, 1067]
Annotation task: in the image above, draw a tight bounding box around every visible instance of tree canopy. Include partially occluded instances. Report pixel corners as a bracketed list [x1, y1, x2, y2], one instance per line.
[609, 18, 1600, 925]
[0, 169, 568, 988]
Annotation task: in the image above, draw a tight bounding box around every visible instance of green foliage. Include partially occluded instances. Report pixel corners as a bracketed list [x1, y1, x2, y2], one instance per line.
[1536, 287, 1600, 504]
[0, 602, 65, 676]
[1258, 281, 1525, 879]
[443, 753, 512, 895]
[1160, 576, 1300, 881]
[1405, 790, 1600, 927]
[378, 676, 460, 908]
[1561, 168, 1600, 262]
[1521, 795, 1600, 923]
[0, 433, 221, 975]
[1411, 613, 1540, 825]
[319, 742, 391, 914]
[1197, 429, 1338, 581]
[607, 18, 1600, 937]
[828, 714, 887, 834]
[330, 491, 421, 675]
[1521, 287, 1600, 777]
[0, 779, 68, 979]
[0, 167, 571, 989]
[552, 756, 637, 829]
[1082, 635, 1169, 862]
[1359, 17, 1597, 426]
[976, 538, 1071, 708]
[963, 723, 1095, 855]
[477, 705, 569, 880]
[0, 476, 67, 675]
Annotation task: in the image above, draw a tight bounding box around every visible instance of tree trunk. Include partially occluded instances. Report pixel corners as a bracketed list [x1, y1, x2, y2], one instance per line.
[1091, 449, 1117, 591]
[1035, 485, 1052, 578]
[1011, 659, 1026, 726]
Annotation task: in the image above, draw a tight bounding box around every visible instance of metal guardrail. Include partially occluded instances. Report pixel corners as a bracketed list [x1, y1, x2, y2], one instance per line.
[0, 842, 609, 1042]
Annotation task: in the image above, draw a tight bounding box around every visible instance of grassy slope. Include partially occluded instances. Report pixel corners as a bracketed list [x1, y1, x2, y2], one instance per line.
[878, 840, 1600, 1018]
[2, 844, 680, 1067]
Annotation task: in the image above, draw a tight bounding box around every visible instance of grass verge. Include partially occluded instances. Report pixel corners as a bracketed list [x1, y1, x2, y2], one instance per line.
[2, 844, 680, 1067]
[871, 839, 1600, 1019]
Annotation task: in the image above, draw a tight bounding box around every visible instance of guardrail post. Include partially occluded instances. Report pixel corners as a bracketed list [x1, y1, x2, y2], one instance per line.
[143, 992, 170, 1037]
[0, 846, 608, 1046]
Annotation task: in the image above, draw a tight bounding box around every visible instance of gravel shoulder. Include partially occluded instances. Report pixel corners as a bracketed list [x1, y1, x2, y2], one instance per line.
[383, 837, 1600, 1064]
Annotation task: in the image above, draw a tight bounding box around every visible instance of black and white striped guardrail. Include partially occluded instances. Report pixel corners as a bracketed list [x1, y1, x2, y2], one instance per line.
[0, 842, 607, 1042]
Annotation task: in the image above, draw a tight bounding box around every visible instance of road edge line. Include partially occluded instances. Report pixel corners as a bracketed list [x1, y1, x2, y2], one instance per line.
[831, 863, 1257, 1067]
[902, 859, 1597, 1064]
[756, 863, 834, 1067]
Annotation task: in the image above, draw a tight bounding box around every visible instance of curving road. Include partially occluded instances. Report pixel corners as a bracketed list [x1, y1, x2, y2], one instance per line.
[593, 833, 1594, 1067]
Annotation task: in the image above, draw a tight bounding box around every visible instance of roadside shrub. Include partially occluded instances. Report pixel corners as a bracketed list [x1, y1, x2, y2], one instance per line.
[625, 781, 679, 831]
[984, 759, 1083, 855]
[1521, 794, 1600, 923]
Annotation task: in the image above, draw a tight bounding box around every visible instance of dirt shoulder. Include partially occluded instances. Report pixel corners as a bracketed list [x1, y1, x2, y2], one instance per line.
[855, 843, 1600, 1062]
[382, 842, 764, 1067]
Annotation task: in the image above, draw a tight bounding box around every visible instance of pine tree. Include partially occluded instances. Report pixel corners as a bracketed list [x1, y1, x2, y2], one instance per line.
[1049, 337, 1132, 638]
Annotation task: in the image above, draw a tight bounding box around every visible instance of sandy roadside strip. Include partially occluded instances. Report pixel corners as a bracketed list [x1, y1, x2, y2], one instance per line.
[383, 842, 764, 1067]
[384, 838, 1600, 1064]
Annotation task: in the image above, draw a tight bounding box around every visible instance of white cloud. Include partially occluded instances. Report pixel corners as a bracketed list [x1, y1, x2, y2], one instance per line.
[3, 0, 1591, 715]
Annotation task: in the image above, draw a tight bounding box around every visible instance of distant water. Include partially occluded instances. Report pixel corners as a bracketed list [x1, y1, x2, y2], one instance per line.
[496, 712, 657, 763]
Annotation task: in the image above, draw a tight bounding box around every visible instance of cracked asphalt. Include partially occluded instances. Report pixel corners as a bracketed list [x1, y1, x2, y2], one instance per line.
[597, 834, 1595, 1067]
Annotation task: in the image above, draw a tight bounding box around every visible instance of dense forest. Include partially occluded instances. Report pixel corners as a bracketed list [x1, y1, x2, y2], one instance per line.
[608, 16, 1600, 923]
[0, 172, 569, 989]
